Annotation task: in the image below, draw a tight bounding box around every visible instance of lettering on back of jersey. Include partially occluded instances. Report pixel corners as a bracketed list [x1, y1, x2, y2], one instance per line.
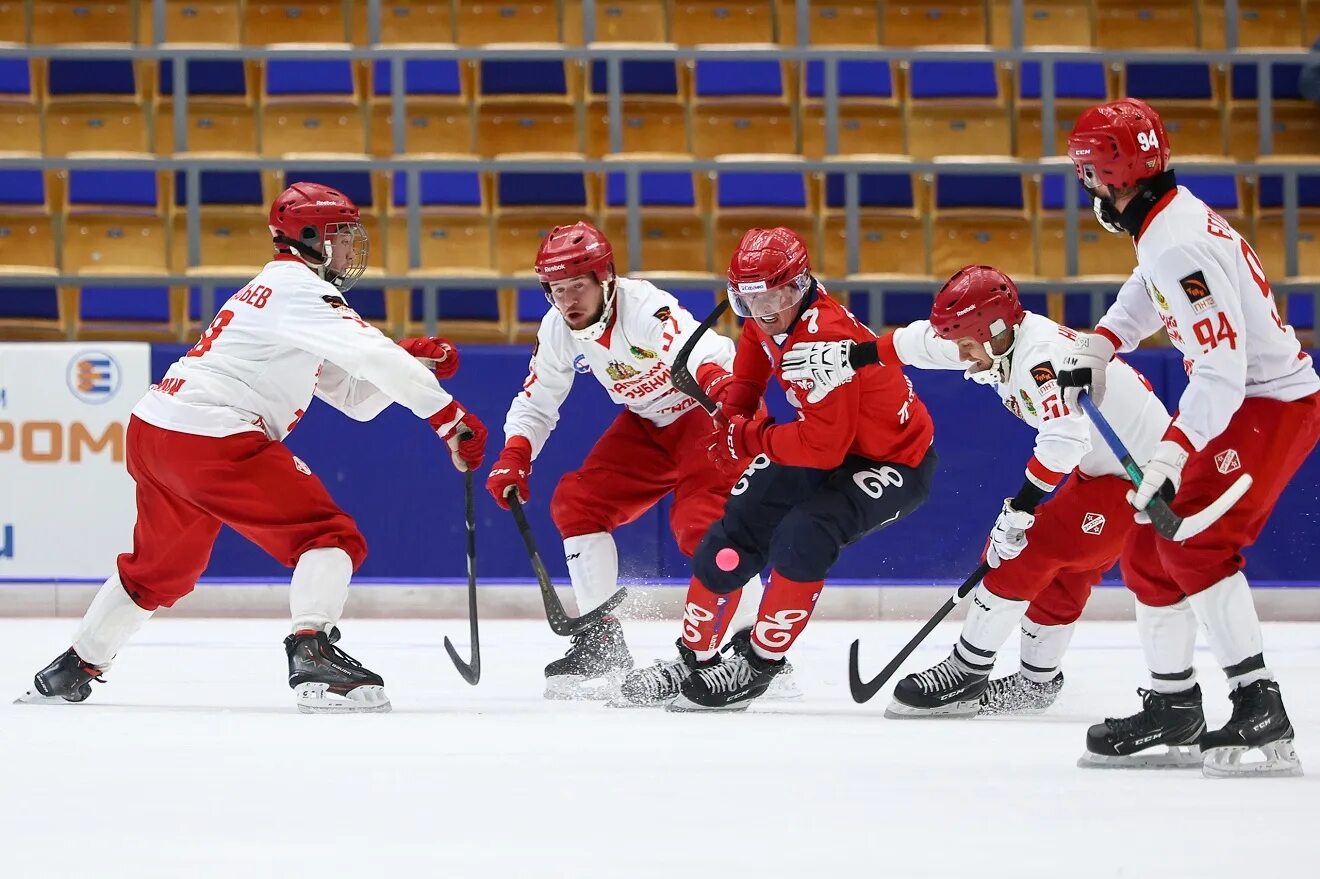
[1030, 361, 1057, 388]
[1178, 271, 1215, 313]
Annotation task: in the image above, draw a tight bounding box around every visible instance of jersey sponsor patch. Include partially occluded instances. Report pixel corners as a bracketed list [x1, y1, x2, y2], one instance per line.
[1179, 271, 1216, 312]
[652, 306, 672, 323]
[1030, 361, 1057, 388]
[572, 353, 592, 374]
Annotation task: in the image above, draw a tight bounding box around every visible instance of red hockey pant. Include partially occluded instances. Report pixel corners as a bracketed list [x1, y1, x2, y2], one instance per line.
[1121, 392, 1320, 606]
[551, 407, 733, 556]
[116, 416, 366, 611]
[983, 473, 1137, 626]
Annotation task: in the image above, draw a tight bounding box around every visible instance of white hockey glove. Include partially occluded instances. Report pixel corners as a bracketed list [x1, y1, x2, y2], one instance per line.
[986, 499, 1035, 569]
[781, 340, 854, 404]
[1128, 440, 1188, 522]
[1056, 332, 1116, 408]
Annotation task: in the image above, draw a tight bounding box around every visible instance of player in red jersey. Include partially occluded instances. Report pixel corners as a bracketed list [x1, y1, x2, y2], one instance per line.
[618, 227, 938, 711]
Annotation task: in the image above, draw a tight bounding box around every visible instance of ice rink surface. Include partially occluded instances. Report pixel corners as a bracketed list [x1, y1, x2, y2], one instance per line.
[3, 617, 1317, 879]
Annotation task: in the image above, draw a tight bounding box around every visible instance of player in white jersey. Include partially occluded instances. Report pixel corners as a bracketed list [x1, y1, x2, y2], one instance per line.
[484, 222, 782, 700]
[1055, 98, 1319, 776]
[782, 265, 1170, 716]
[18, 182, 488, 714]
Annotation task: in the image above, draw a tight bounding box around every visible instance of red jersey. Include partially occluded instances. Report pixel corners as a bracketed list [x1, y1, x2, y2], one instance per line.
[727, 287, 934, 469]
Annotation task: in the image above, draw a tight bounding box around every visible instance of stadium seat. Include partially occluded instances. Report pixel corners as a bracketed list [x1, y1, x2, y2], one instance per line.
[1122, 61, 1227, 156]
[0, 283, 65, 339]
[989, 0, 1094, 47]
[476, 51, 583, 156]
[155, 59, 258, 154]
[906, 56, 1013, 159]
[1094, 0, 1196, 49]
[1254, 160, 1320, 279]
[819, 158, 929, 277]
[691, 50, 796, 158]
[1178, 161, 1248, 228]
[585, 52, 688, 156]
[406, 284, 509, 342]
[1201, 1, 1308, 49]
[456, 1, 561, 46]
[261, 49, 367, 155]
[1016, 57, 1108, 158]
[243, 2, 347, 45]
[801, 59, 903, 158]
[777, 1, 882, 45]
[62, 163, 169, 274]
[386, 163, 494, 274]
[368, 54, 473, 156]
[0, 161, 58, 275]
[1228, 59, 1320, 158]
[492, 157, 593, 275]
[354, 1, 455, 45]
[0, 58, 40, 152]
[76, 283, 182, 341]
[712, 156, 813, 264]
[599, 160, 709, 272]
[31, 1, 135, 43]
[884, 1, 988, 46]
[138, 1, 242, 44]
[670, 2, 775, 45]
[169, 169, 269, 271]
[45, 58, 149, 155]
[1035, 169, 1137, 279]
[564, 1, 668, 43]
[929, 158, 1034, 278]
[0, 2, 25, 42]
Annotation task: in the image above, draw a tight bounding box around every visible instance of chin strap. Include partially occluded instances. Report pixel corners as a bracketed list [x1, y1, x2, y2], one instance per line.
[966, 327, 1018, 385]
[1089, 170, 1179, 239]
[568, 274, 618, 342]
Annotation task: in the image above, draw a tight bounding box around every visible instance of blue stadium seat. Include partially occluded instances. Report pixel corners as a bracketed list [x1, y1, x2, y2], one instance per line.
[820, 169, 925, 276]
[176, 170, 266, 208]
[171, 171, 268, 271]
[1016, 59, 1108, 158]
[0, 167, 58, 276]
[1036, 172, 1135, 279]
[1123, 61, 1226, 154]
[586, 58, 686, 155]
[368, 58, 471, 155]
[1228, 59, 1320, 157]
[1255, 168, 1320, 278]
[930, 164, 1033, 278]
[0, 58, 34, 100]
[45, 59, 147, 155]
[386, 170, 492, 274]
[601, 169, 705, 272]
[714, 165, 811, 264]
[1178, 171, 1241, 214]
[493, 169, 590, 274]
[907, 59, 1011, 158]
[801, 60, 902, 157]
[64, 168, 168, 274]
[159, 59, 250, 98]
[476, 59, 581, 155]
[155, 59, 256, 154]
[0, 169, 47, 208]
[409, 286, 505, 341]
[0, 58, 39, 152]
[79, 285, 179, 342]
[590, 59, 680, 97]
[0, 286, 62, 325]
[669, 288, 719, 318]
[692, 56, 794, 158]
[262, 58, 365, 155]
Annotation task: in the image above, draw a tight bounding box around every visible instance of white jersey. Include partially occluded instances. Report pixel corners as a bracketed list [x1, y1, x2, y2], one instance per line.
[1096, 186, 1320, 451]
[889, 313, 1170, 489]
[133, 258, 453, 441]
[506, 277, 735, 457]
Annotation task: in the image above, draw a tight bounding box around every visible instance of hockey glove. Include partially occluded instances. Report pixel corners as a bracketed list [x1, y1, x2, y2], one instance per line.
[707, 410, 772, 477]
[781, 340, 856, 404]
[486, 436, 533, 510]
[985, 499, 1035, 569]
[429, 401, 487, 473]
[399, 336, 460, 380]
[1056, 332, 1116, 408]
[696, 363, 762, 419]
[1128, 437, 1189, 522]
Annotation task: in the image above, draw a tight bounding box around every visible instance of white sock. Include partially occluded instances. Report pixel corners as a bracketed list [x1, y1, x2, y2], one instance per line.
[289, 547, 352, 634]
[1187, 571, 1271, 690]
[1135, 598, 1198, 693]
[72, 574, 153, 668]
[563, 532, 620, 615]
[1019, 619, 1076, 683]
[728, 573, 764, 637]
[953, 585, 1029, 673]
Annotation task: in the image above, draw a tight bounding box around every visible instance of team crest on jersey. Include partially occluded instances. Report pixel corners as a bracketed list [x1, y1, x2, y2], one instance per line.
[1215, 449, 1241, 475]
[1081, 512, 1106, 535]
[1030, 361, 1057, 388]
[653, 306, 672, 323]
[606, 360, 639, 381]
[1179, 271, 1216, 312]
[629, 345, 657, 360]
[1019, 390, 1038, 417]
[1147, 283, 1170, 312]
[1004, 395, 1022, 419]
[572, 354, 592, 374]
[292, 456, 312, 476]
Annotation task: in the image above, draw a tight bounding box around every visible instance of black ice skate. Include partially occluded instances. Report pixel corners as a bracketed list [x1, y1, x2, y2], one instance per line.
[668, 634, 785, 712]
[1078, 685, 1205, 769]
[613, 639, 711, 707]
[978, 671, 1064, 716]
[285, 628, 390, 714]
[544, 613, 633, 700]
[14, 648, 105, 704]
[886, 654, 989, 718]
[1199, 679, 1302, 778]
[726, 627, 802, 701]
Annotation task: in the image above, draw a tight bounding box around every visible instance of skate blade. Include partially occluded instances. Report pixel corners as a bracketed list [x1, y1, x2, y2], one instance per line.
[294, 683, 391, 714]
[543, 670, 627, 702]
[605, 694, 672, 709]
[666, 695, 752, 713]
[1201, 740, 1304, 779]
[884, 698, 981, 719]
[13, 691, 73, 705]
[762, 668, 803, 701]
[1076, 745, 1202, 770]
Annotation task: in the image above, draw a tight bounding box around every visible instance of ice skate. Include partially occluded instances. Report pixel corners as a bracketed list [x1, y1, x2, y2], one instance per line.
[886, 653, 989, 718]
[14, 648, 106, 704]
[725, 627, 802, 701]
[1199, 679, 1302, 778]
[668, 635, 784, 713]
[612, 639, 710, 707]
[286, 628, 390, 714]
[1078, 685, 1205, 769]
[978, 671, 1064, 716]
[544, 613, 633, 700]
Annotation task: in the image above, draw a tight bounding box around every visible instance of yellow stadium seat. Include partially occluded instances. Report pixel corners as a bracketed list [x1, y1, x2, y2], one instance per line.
[670, 2, 775, 45]
[1037, 216, 1142, 279]
[817, 157, 929, 277]
[63, 215, 169, 274]
[370, 104, 475, 156]
[31, 1, 136, 43]
[777, 2, 882, 45]
[1202, 1, 1307, 49]
[563, 1, 668, 44]
[603, 213, 711, 272]
[1094, 0, 1196, 49]
[354, 1, 455, 44]
[690, 49, 796, 158]
[0, 2, 26, 42]
[477, 105, 583, 156]
[586, 104, 689, 156]
[905, 55, 1013, 160]
[456, 1, 561, 46]
[138, 1, 242, 44]
[800, 59, 903, 159]
[475, 50, 582, 156]
[0, 217, 58, 273]
[261, 106, 368, 155]
[1253, 157, 1320, 279]
[1229, 105, 1320, 159]
[929, 157, 1034, 278]
[989, 0, 1093, 47]
[884, 1, 988, 46]
[243, 2, 347, 45]
[387, 214, 495, 274]
[168, 208, 270, 273]
[45, 104, 149, 155]
[157, 104, 259, 154]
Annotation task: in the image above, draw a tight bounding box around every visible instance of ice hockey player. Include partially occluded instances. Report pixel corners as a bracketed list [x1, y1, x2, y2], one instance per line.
[619, 227, 937, 711]
[17, 182, 488, 713]
[485, 221, 789, 700]
[781, 265, 1170, 717]
[1055, 98, 1319, 776]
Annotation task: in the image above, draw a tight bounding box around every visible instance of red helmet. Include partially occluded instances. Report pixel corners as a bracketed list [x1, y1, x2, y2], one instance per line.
[534, 221, 614, 286]
[726, 227, 812, 318]
[268, 182, 368, 292]
[930, 265, 1024, 344]
[1067, 98, 1171, 191]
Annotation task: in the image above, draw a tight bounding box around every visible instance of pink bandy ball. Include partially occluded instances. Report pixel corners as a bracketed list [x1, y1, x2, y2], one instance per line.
[715, 547, 740, 572]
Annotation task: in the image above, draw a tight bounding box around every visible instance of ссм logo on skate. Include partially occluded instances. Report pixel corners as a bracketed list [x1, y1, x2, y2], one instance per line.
[66, 352, 121, 404]
[681, 601, 717, 646]
[1215, 449, 1241, 475]
[754, 609, 811, 650]
[1081, 513, 1105, 535]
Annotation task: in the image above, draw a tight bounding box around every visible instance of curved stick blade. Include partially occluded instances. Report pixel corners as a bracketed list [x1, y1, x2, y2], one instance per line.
[444, 636, 480, 685]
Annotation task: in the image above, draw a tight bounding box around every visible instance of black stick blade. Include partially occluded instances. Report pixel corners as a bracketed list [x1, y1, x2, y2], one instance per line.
[444, 637, 480, 685]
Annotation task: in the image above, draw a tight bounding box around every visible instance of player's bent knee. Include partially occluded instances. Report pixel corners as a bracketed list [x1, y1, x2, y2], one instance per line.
[549, 473, 607, 537]
[692, 522, 764, 594]
[769, 512, 841, 583]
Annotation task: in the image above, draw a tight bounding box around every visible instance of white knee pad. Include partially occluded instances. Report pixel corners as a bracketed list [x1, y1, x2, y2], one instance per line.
[563, 532, 620, 615]
[289, 547, 353, 633]
[1135, 597, 1198, 693]
[73, 574, 154, 668]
